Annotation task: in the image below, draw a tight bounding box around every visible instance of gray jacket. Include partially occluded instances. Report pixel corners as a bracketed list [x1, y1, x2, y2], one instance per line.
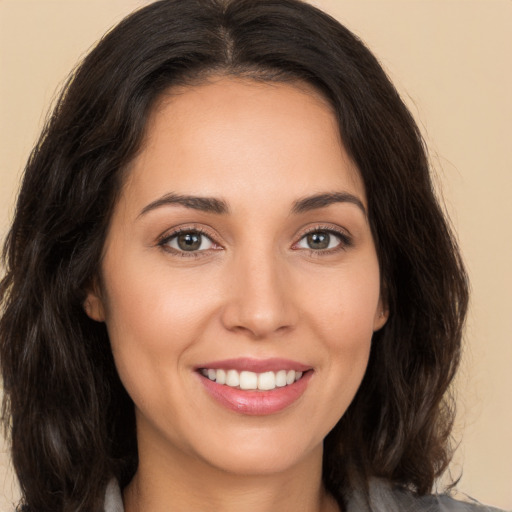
[103, 479, 508, 512]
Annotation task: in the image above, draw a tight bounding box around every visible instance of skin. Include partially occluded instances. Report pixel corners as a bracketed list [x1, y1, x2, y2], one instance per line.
[86, 77, 388, 512]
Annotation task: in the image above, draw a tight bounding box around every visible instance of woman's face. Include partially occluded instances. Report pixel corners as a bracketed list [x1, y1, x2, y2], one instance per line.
[86, 78, 387, 476]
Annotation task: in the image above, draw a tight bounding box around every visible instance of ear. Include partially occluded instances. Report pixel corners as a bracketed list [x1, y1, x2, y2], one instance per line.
[83, 280, 106, 322]
[373, 296, 389, 332]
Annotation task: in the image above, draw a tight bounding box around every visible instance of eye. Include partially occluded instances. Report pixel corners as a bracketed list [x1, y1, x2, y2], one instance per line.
[161, 230, 215, 253]
[295, 229, 348, 251]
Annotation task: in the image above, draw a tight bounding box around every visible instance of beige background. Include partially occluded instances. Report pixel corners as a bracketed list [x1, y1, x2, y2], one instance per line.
[0, 0, 510, 510]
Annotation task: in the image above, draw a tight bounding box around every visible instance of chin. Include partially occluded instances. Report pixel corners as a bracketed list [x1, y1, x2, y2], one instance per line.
[201, 443, 320, 477]
[184, 423, 327, 477]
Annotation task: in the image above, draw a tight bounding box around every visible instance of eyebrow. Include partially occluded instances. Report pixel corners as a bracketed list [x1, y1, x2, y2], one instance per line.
[138, 190, 366, 218]
[138, 193, 229, 217]
[291, 192, 367, 216]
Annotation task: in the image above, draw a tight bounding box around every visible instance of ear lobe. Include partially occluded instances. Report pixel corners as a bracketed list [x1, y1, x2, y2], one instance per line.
[373, 299, 389, 332]
[83, 284, 106, 322]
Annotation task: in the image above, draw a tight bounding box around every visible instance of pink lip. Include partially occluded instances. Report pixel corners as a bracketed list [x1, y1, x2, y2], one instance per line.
[196, 359, 313, 416]
[195, 357, 311, 373]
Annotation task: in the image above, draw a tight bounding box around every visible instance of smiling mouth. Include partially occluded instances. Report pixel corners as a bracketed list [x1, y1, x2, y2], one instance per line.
[199, 368, 305, 391]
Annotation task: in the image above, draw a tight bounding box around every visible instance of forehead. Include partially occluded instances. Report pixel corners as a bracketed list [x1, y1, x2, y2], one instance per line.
[122, 77, 365, 211]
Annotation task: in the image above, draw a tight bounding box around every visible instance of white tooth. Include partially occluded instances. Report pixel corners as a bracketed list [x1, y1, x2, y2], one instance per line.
[295, 371, 303, 381]
[207, 369, 216, 381]
[275, 370, 287, 387]
[201, 369, 208, 377]
[286, 370, 296, 385]
[226, 370, 240, 387]
[258, 371, 276, 390]
[239, 371, 258, 390]
[216, 369, 226, 385]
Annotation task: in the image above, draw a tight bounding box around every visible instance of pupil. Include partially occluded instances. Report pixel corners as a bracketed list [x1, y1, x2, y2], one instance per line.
[178, 233, 201, 251]
[307, 232, 329, 249]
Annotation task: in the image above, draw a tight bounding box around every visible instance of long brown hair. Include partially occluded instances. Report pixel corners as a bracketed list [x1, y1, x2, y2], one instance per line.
[0, 1, 468, 510]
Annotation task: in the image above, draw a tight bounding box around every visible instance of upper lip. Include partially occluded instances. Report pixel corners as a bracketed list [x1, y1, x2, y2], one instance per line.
[195, 357, 312, 373]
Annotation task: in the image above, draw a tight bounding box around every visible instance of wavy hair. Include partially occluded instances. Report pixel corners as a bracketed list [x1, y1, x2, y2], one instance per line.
[0, 0, 468, 510]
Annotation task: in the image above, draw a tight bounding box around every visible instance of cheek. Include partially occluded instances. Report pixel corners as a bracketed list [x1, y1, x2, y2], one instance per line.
[100, 257, 221, 400]
[103, 256, 218, 343]
[302, 259, 380, 402]
[305, 258, 381, 338]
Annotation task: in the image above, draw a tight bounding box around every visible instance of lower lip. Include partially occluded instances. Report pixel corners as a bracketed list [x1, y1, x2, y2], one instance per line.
[198, 371, 312, 415]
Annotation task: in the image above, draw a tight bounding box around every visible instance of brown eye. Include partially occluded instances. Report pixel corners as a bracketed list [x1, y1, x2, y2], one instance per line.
[296, 229, 347, 251]
[179, 233, 202, 251]
[165, 231, 214, 252]
[306, 232, 330, 250]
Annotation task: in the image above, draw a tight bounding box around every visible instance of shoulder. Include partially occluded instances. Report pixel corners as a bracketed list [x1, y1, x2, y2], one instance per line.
[103, 478, 508, 512]
[346, 479, 508, 512]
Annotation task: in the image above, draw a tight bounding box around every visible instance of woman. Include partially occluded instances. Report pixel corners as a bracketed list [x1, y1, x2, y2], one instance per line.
[0, 0, 505, 511]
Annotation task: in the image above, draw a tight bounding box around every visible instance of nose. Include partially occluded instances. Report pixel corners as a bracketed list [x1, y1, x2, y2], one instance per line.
[220, 249, 298, 339]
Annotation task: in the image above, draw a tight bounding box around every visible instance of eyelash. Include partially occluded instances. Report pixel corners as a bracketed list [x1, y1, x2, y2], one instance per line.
[295, 225, 353, 256]
[157, 226, 219, 258]
[157, 225, 352, 258]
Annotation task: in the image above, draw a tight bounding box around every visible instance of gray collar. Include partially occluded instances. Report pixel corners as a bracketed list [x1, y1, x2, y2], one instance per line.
[104, 479, 124, 512]
[103, 478, 504, 512]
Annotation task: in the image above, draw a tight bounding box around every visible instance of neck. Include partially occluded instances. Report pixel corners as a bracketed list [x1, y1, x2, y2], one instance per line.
[123, 432, 340, 512]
